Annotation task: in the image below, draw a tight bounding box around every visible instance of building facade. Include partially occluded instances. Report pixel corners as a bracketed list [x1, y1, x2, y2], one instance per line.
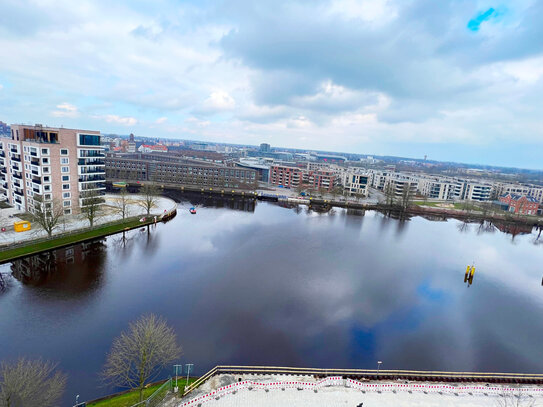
[269, 164, 338, 191]
[105, 153, 258, 189]
[342, 171, 370, 196]
[0, 125, 105, 214]
[499, 194, 539, 215]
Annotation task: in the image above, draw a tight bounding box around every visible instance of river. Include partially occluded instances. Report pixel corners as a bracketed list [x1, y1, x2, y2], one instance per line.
[1, 192, 543, 404]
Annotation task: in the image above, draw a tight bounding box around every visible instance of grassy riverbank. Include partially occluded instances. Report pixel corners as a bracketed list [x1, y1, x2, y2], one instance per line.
[87, 378, 197, 407]
[0, 216, 154, 263]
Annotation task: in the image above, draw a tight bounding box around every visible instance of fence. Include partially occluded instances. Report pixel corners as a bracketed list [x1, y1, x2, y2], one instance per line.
[0, 215, 154, 253]
[129, 378, 173, 407]
[179, 375, 543, 406]
[183, 365, 543, 397]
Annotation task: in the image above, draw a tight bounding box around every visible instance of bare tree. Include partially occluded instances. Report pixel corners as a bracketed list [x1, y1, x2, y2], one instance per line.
[495, 385, 537, 407]
[383, 182, 396, 207]
[31, 198, 64, 238]
[81, 190, 104, 228]
[111, 188, 131, 220]
[137, 184, 160, 216]
[101, 314, 182, 402]
[0, 357, 66, 407]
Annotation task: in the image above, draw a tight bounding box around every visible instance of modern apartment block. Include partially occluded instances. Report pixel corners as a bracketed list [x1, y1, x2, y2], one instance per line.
[105, 153, 258, 189]
[269, 164, 339, 191]
[342, 171, 370, 196]
[0, 124, 105, 214]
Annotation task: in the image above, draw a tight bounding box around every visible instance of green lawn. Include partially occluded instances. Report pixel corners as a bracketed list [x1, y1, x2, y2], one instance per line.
[88, 378, 197, 407]
[0, 217, 154, 263]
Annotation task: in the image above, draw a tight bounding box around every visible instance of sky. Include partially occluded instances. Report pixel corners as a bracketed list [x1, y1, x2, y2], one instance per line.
[0, 0, 542, 168]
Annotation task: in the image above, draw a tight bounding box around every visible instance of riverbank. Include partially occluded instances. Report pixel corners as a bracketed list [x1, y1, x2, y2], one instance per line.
[0, 216, 156, 264]
[87, 378, 197, 407]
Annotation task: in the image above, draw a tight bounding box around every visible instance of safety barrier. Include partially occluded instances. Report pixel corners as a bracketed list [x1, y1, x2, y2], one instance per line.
[182, 365, 543, 397]
[179, 376, 543, 406]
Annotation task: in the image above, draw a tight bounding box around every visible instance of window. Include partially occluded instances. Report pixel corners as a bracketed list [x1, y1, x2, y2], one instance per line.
[41, 148, 49, 155]
[43, 176, 50, 182]
[61, 166, 69, 173]
[63, 200, 71, 207]
[62, 184, 70, 190]
[63, 208, 71, 215]
[62, 175, 70, 182]
[79, 134, 100, 146]
[42, 157, 49, 164]
[60, 149, 69, 155]
[44, 194, 52, 200]
[63, 192, 71, 199]
[43, 167, 50, 174]
[44, 185, 51, 192]
[60, 157, 69, 164]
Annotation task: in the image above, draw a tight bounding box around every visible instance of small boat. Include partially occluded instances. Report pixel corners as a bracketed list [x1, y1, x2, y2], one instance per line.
[189, 207, 197, 214]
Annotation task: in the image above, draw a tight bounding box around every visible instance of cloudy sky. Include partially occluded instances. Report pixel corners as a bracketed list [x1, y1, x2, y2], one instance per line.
[0, 0, 542, 168]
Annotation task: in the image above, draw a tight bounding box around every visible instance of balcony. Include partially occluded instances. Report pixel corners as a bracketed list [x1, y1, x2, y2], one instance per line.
[80, 168, 106, 175]
[11, 156, 21, 163]
[32, 178, 42, 185]
[12, 172, 22, 180]
[78, 159, 105, 166]
[79, 151, 105, 158]
[79, 175, 105, 183]
[31, 158, 40, 166]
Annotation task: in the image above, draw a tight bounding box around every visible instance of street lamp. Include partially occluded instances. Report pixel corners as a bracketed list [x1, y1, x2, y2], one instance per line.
[75, 394, 79, 406]
[173, 364, 182, 393]
[377, 361, 382, 375]
[185, 364, 194, 389]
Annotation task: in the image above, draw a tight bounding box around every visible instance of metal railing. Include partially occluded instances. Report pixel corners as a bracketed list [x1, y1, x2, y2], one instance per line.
[129, 378, 172, 407]
[183, 365, 543, 397]
[0, 216, 154, 254]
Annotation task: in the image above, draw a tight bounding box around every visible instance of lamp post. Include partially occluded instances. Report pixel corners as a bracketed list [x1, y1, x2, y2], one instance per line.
[185, 364, 194, 389]
[173, 364, 182, 393]
[377, 361, 382, 376]
[75, 394, 79, 406]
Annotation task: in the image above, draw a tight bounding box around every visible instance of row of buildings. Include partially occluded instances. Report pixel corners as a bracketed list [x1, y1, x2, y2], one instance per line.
[0, 124, 258, 215]
[1, 124, 542, 217]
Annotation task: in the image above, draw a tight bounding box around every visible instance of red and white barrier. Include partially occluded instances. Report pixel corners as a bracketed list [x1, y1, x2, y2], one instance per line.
[179, 377, 543, 406]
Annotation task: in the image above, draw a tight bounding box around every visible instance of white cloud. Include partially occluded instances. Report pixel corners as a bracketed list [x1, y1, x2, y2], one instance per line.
[201, 90, 236, 112]
[97, 114, 138, 126]
[0, 84, 3, 91]
[326, 0, 397, 24]
[155, 117, 167, 124]
[51, 102, 79, 118]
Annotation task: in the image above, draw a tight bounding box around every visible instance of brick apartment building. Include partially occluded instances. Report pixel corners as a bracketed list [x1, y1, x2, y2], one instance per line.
[269, 164, 338, 191]
[105, 153, 257, 189]
[0, 124, 105, 214]
[499, 193, 539, 215]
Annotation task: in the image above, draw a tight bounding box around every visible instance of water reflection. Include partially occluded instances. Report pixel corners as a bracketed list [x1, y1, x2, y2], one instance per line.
[10, 240, 107, 296]
[163, 190, 256, 212]
[1, 197, 543, 405]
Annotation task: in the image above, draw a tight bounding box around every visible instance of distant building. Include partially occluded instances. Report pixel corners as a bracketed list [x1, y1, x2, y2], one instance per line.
[269, 164, 338, 191]
[259, 143, 271, 153]
[127, 133, 136, 153]
[499, 194, 539, 215]
[138, 144, 168, 153]
[0, 124, 105, 214]
[105, 153, 257, 189]
[342, 171, 370, 196]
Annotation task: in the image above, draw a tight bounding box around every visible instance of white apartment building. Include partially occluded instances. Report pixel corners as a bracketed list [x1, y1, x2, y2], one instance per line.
[0, 124, 105, 215]
[417, 176, 457, 200]
[342, 171, 371, 196]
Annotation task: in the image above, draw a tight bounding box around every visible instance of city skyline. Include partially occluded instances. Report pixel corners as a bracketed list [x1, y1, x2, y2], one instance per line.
[1, 0, 542, 168]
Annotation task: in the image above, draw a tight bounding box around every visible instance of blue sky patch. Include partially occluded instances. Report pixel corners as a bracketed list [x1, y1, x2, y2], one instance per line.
[467, 8, 496, 31]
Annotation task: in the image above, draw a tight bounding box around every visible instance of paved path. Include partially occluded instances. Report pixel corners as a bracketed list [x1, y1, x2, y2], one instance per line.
[0, 194, 176, 246]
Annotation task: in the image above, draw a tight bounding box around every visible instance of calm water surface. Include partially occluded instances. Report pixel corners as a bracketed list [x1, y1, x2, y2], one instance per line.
[1, 193, 543, 403]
